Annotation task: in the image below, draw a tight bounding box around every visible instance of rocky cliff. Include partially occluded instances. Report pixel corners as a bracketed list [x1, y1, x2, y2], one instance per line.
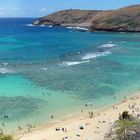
[33, 9, 103, 28]
[33, 4, 140, 32]
[91, 4, 140, 32]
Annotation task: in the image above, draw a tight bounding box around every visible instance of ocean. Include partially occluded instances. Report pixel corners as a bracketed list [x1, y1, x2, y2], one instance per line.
[0, 18, 140, 132]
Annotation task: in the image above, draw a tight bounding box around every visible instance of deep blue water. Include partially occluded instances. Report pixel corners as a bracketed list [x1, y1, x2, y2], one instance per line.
[0, 18, 140, 132]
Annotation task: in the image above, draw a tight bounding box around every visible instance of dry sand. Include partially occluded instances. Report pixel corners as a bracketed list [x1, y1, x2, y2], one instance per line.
[17, 93, 140, 140]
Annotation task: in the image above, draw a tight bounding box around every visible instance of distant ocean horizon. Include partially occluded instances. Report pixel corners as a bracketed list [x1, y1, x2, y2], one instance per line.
[0, 18, 140, 133]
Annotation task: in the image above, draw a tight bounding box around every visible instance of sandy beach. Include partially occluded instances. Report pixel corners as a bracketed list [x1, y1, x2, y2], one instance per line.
[1, 1, 140, 140]
[16, 92, 140, 140]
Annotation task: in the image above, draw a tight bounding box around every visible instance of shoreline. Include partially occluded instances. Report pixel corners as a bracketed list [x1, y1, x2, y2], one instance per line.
[29, 23, 140, 33]
[17, 91, 140, 140]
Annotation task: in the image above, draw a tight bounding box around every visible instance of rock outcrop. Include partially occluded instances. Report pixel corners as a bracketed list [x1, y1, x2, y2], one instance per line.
[33, 4, 140, 32]
[91, 4, 140, 32]
[33, 9, 103, 28]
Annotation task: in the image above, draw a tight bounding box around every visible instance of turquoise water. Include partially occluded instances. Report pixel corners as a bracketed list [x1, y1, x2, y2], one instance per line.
[0, 18, 140, 132]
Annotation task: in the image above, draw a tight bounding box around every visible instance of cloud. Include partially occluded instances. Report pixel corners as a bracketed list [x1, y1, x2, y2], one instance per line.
[40, 8, 48, 12]
[0, 6, 21, 17]
[10, 7, 20, 11]
[39, 8, 55, 13]
[0, 8, 4, 12]
[0, 8, 5, 16]
[0, 12, 5, 16]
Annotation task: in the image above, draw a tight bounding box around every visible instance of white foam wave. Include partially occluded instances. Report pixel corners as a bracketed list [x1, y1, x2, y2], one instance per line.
[40, 25, 45, 27]
[67, 26, 88, 31]
[0, 68, 13, 74]
[82, 51, 111, 60]
[62, 60, 90, 66]
[48, 25, 53, 28]
[26, 24, 35, 27]
[2, 63, 8, 66]
[26, 24, 53, 28]
[100, 43, 116, 48]
[41, 67, 48, 71]
[40, 25, 53, 28]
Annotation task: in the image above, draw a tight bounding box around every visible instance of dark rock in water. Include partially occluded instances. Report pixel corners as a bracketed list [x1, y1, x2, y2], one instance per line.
[0, 96, 47, 121]
[33, 4, 140, 32]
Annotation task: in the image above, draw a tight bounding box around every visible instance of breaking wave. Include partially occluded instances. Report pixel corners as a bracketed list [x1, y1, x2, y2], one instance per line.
[100, 43, 116, 48]
[82, 51, 111, 60]
[26, 24, 53, 28]
[41, 67, 48, 71]
[26, 24, 35, 27]
[61, 60, 90, 66]
[67, 26, 89, 31]
[0, 68, 13, 74]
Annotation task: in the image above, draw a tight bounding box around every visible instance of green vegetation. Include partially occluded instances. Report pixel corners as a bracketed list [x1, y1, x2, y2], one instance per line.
[0, 130, 14, 140]
[34, 4, 140, 32]
[106, 18, 122, 25]
[115, 119, 139, 140]
[119, 111, 132, 120]
[0, 135, 14, 140]
[105, 111, 140, 140]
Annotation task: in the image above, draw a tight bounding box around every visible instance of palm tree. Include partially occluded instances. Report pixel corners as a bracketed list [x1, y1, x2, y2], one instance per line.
[119, 111, 132, 120]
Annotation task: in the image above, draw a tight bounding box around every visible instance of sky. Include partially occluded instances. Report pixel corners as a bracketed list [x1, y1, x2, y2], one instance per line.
[0, 0, 140, 17]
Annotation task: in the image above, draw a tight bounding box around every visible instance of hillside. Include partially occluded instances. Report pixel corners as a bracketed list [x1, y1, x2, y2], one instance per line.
[33, 9, 104, 28]
[91, 4, 140, 32]
[33, 4, 140, 32]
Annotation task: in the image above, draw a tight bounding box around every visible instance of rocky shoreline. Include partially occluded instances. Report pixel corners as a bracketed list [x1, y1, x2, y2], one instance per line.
[33, 4, 140, 32]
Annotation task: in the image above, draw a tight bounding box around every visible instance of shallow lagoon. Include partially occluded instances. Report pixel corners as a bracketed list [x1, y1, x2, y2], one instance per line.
[0, 18, 140, 132]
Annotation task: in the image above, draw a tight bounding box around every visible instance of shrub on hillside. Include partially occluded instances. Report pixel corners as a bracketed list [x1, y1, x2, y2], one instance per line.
[105, 111, 140, 140]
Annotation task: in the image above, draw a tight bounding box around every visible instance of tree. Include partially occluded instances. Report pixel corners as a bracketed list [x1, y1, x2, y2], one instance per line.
[119, 111, 132, 120]
[105, 111, 140, 140]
